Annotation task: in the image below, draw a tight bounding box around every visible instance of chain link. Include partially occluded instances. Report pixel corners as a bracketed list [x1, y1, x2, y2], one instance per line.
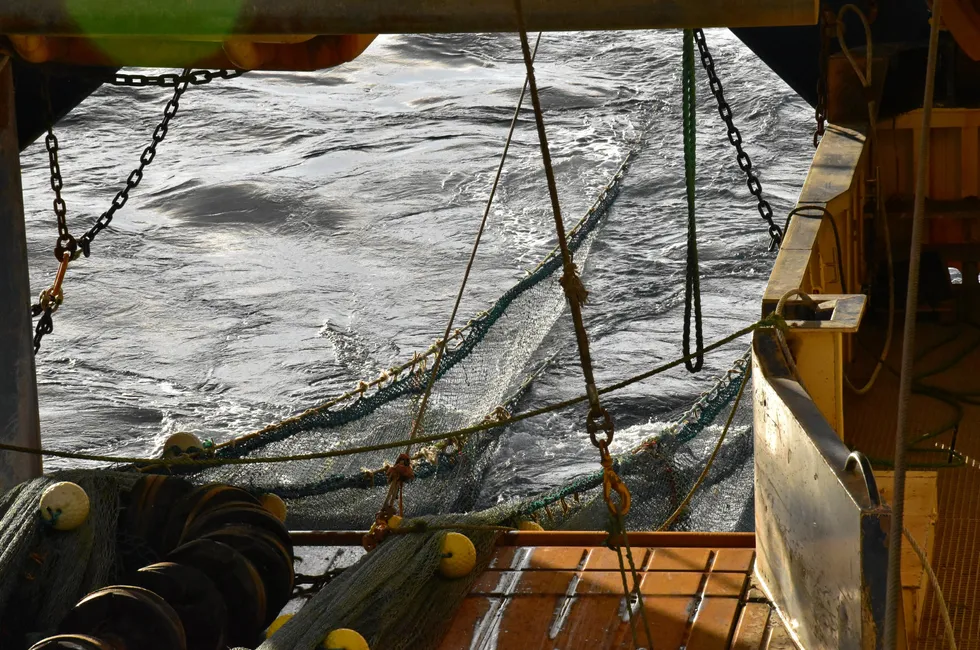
[77, 69, 191, 256]
[692, 29, 783, 250]
[44, 128, 77, 260]
[32, 68, 202, 353]
[107, 68, 243, 88]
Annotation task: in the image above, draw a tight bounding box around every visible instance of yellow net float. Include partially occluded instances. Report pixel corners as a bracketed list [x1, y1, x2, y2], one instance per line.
[438, 532, 476, 579]
[260, 493, 288, 522]
[162, 432, 204, 458]
[387, 514, 403, 529]
[517, 520, 544, 531]
[323, 628, 369, 650]
[266, 613, 293, 638]
[39, 481, 90, 530]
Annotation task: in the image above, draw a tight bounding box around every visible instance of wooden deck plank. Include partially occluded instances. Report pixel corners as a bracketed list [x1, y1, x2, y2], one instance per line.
[704, 572, 749, 598]
[687, 597, 740, 650]
[585, 546, 652, 572]
[493, 595, 562, 649]
[446, 542, 764, 649]
[637, 571, 706, 596]
[436, 597, 492, 650]
[647, 548, 712, 572]
[713, 549, 756, 573]
[731, 602, 771, 650]
[527, 547, 589, 571]
[636, 596, 697, 650]
[550, 595, 627, 649]
[472, 570, 577, 595]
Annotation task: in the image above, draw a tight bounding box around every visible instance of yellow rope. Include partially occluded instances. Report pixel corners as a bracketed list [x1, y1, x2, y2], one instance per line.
[903, 527, 957, 650]
[657, 363, 750, 531]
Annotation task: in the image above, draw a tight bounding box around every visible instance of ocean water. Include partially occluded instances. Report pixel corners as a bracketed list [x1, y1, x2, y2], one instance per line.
[19, 30, 812, 501]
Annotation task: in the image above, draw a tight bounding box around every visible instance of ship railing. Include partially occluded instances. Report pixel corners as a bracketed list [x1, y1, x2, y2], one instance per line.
[753, 119, 892, 650]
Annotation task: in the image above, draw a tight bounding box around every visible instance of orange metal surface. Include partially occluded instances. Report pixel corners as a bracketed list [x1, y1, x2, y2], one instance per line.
[437, 542, 795, 650]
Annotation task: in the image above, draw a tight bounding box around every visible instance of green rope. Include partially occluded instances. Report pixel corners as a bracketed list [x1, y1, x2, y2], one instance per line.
[682, 29, 704, 373]
[0, 317, 782, 468]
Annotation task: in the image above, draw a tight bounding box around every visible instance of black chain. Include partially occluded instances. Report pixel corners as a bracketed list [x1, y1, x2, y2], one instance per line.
[692, 29, 783, 250]
[76, 68, 191, 256]
[107, 69, 243, 88]
[44, 128, 77, 260]
[32, 68, 197, 353]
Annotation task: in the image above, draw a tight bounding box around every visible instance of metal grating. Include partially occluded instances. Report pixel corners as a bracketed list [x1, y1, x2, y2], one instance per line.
[845, 319, 980, 649]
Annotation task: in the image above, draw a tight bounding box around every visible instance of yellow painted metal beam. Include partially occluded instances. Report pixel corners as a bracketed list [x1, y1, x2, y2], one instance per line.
[0, 0, 818, 37]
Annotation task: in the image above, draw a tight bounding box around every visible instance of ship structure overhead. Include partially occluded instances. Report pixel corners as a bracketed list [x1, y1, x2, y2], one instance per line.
[1, 1, 979, 649]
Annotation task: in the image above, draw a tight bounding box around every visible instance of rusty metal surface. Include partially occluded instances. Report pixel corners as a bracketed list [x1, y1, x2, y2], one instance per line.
[753, 330, 889, 650]
[0, 0, 818, 36]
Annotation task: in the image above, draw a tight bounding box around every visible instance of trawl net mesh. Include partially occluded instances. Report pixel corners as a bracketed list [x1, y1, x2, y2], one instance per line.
[0, 147, 756, 650]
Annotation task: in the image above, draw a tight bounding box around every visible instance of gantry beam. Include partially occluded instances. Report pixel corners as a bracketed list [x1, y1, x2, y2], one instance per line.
[0, 0, 818, 37]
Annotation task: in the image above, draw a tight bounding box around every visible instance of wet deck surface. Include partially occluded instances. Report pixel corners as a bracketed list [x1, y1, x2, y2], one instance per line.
[438, 544, 797, 650]
[846, 314, 980, 649]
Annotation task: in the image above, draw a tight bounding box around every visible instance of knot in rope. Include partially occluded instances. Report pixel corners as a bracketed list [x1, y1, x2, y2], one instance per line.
[558, 265, 589, 307]
[483, 405, 511, 424]
[385, 453, 415, 484]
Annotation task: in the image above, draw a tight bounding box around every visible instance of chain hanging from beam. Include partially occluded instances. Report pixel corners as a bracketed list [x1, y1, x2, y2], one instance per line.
[30, 68, 214, 353]
[693, 29, 783, 250]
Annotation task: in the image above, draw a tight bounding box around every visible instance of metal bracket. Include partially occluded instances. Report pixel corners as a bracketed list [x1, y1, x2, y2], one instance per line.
[844, 450, 881, 507]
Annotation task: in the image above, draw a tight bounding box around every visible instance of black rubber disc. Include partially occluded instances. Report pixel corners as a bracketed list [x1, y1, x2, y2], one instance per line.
[166, 538, 266, 647]
[57, 586, 186, 650]
[199, 525, 294, 623]
[28, 635, 116, 650]
[128, 562, 227, 650]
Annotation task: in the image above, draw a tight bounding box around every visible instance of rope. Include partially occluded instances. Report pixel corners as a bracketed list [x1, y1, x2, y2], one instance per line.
[903, 527, 958, 650]
[682, 29, 704, 373]
[884, 1, 943, 647]
[833, 3, 896, 396]
[216, 148, 634, 457]
[773, 288, 817, 391]
[405, 32, 543, 454]
[0, 316, 781, 468]
[782, 205, 847, 294]
[514, 1, 603, 419]
[658, 363, 750, 531]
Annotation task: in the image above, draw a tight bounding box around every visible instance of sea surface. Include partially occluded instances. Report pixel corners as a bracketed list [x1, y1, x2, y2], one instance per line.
[20, 30, 812, 502]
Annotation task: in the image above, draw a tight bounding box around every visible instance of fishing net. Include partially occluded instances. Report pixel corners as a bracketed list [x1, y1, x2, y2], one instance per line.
[0, 146, 757, 650]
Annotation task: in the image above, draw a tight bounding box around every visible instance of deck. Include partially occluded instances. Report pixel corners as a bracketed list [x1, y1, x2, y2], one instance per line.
[845, 300, 980, 649]
[438, 537, 797, 650]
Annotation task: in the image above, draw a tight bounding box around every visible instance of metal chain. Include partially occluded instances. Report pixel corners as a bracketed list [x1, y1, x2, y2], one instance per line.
[32, 68, 195, 353]
[107, 69, 243, 88]
[44, 128, 77, 260]
[692, 29, 783, 250]
[77, 68, 191, 256]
